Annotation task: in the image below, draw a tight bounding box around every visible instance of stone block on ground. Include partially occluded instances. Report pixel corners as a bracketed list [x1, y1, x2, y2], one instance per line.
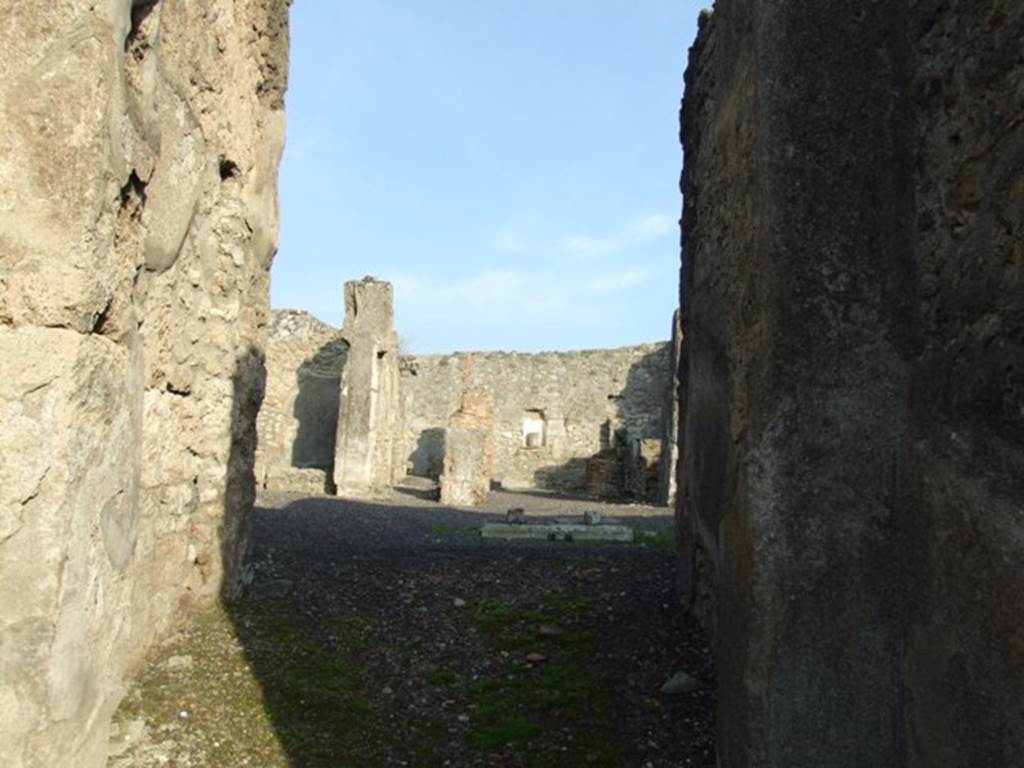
[261, 467, 332, 496]
[480, 522, 634, 543]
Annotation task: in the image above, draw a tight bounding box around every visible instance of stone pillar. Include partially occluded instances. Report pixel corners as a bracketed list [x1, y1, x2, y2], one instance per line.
[439, 387, 494, 506]
[333, 277, 401, 495]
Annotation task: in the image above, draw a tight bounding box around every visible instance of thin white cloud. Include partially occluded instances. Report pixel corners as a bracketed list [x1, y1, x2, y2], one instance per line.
[625, 213, 676, 241]
[388, 212, 674, 351]
[390, 263, 655, 348]
[557, 212, 677, 260]
[490, 229, 531, 255]
[579, 266, 654, 295]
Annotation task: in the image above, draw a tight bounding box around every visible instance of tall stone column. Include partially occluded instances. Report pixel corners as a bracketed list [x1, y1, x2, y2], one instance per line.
[333, 277, 401, 495]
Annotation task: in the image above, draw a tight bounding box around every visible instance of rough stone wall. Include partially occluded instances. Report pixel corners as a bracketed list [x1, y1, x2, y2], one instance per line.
[401, 344, 672, 497]
[257, 314, 674, 501]
[255, 310, 345, 493]
[678, 2, 1023, 766]
[0, 3, 288, 767]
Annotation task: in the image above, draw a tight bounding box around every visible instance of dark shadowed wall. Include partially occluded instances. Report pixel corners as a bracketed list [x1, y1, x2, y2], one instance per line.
[677, 2, 1023, 766]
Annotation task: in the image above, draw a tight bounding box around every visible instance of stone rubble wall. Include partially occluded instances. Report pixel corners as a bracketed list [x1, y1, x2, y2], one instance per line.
[678, 2, 1023, 766]
[903, 2, 1024, 763]
[401, 344, 673, 499]
[0, 2, 288, 767]
[657, 309, 682, 507]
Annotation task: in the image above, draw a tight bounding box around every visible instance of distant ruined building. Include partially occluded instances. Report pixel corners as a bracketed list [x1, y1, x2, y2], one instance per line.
[255, 277, 680, 506]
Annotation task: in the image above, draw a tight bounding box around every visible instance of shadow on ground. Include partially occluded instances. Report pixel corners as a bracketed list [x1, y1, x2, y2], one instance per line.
[114, 489, 714, 766]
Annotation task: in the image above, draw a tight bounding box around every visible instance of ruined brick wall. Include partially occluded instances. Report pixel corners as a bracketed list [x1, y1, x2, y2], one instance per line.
[439, 386, 495, 506]
[657, 309, 683, 506]
[256, 310, 344, 491]
[401, 344, 672, 498]
[679, 2, 1023, 766]
[0, 2, 288, 766]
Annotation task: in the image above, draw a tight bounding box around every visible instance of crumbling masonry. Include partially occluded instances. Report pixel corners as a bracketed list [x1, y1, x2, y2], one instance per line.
[332, 278, 403, 495]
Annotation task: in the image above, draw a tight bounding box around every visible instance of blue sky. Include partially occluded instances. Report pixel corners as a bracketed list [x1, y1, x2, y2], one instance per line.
[272, 1, 702, 353]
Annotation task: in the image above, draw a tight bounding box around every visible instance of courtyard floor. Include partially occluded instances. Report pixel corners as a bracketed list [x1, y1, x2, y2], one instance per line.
[110, 482, 716, 767]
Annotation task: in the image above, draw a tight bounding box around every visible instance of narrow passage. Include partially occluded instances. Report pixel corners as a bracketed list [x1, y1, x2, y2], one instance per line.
[111, 484, 715, 767]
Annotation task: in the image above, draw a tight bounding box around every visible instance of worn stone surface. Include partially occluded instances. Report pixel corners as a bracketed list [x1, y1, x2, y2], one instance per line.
[333, 278, 402, 495]
[439, 426, 490, 507]
[479, 522, 634, 543]
[678, 2, 1023, 766]
[903, 3, 1024, 764]
[439, 387, 494, 506]
[0, 3, 288, 767]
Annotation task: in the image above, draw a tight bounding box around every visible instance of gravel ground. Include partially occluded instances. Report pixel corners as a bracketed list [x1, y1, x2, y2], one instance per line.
[110, 481, 716, 767]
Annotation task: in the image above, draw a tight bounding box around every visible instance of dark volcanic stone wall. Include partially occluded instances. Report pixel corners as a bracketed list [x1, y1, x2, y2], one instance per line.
[903, 3, 1024, 764]
[678, 2, 1023, 766]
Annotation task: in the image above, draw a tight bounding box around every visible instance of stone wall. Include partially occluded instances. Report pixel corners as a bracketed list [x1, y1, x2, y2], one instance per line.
[678, 2, 1023, 766]
[0, 3, 288, 767]
[657, 309, 682, 507]
[401, 344, 672, 499]
[255, 310, 345, 494]
[256, 310, 342, 491]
